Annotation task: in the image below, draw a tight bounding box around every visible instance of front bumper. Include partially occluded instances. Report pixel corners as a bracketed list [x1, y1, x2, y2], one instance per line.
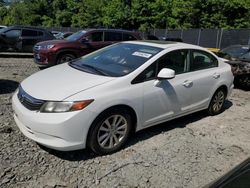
[12, 92, 97, 151]
[33, 50, 56, 66]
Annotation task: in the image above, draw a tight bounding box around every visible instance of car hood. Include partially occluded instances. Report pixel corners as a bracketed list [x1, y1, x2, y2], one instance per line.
[37, 40, 71, 46]
[21, 64, 115, 101]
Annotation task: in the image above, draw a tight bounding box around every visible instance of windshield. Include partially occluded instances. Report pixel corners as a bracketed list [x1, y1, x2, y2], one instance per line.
[239, 52, 250, 61]
[69, 43, 163, 77]
[65, 30, 86, 41]
[0, 27, 8, 33]
[220, 46, 250, 58]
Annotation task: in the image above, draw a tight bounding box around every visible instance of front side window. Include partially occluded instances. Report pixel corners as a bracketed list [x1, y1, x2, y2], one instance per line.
[190, 50, 218, 71]
[132, 49, 189, 84]
[104, 32, 122, 41]
[69, 43, 162, 77]
[157, 49, 189, 74]
[65, 30, 86, 41]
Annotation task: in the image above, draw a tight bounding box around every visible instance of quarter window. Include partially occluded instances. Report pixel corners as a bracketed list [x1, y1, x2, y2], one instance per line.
[104, 32, 122, 41]
[90, 32, 103, 42]
[132, 63, 157, 84]
[190, 50, 218, 71]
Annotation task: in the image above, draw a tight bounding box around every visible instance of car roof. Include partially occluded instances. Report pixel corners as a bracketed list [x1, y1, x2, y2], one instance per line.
[7, 25, 47, 31]
[124, 40, 205, 50]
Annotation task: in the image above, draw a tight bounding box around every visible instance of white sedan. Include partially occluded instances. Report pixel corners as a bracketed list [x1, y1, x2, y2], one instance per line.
[12, 41, 234, 154]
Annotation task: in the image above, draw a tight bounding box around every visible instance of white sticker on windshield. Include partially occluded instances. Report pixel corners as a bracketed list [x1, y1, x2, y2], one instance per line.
[132, 51, 152, 58]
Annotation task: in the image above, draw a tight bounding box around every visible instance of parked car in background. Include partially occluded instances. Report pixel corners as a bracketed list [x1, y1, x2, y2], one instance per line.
[62, 32, 73, 38]
[217, 45, 250, 90]
[13, 41, 234, 154]
[0, 26, 55, 52]
[54, 31, 74, 39]
[51, 31, 61, 38]
[0, 25, 7, 30]
[33, 29, 141, 67]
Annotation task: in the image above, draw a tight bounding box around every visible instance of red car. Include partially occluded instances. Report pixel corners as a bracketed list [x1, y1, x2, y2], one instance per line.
[33, 29, 141, 67]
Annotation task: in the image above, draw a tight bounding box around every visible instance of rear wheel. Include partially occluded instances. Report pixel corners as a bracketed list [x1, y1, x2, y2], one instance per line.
[207, 89, 226, 116]
[56, 53, 75, 64]
[88, 110, 132, 155]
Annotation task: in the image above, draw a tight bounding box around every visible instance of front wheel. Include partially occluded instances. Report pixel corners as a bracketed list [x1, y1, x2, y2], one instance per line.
[56, 53, 75, 65]
[88, 110, 132, 155]
[207, 89, 226, 116]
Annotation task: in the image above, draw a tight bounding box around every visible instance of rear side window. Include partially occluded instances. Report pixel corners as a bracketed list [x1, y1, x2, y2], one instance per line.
[123, 33, 137, 41]
[104, 32, 122, 41]
[5, 30, 21, 38]
[90, 32, 103, 42]
[22, 29, 38, 37]
[190, 50, 218, 71]
[37, 31, 44, 36]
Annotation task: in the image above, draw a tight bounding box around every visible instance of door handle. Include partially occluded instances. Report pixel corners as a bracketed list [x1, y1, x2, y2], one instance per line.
[182, 80, 193, 87]
[213, 73, 220, 79]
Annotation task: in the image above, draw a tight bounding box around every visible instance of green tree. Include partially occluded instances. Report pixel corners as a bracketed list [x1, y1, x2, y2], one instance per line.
[71, 0, 105, 28]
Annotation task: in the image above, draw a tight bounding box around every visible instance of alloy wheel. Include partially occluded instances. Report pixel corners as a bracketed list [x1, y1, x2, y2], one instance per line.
[58, 54, 74, 64]
[212, 90, 225, 113]
[97, 115, 128, 149]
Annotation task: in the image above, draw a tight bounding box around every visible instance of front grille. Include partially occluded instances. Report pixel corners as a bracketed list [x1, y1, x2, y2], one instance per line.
[17, 86, 45, 111]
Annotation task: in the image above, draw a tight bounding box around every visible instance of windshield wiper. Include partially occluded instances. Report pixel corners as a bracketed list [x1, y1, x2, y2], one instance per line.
[69, 62, 109, 76]
[81, 64, 110, 76]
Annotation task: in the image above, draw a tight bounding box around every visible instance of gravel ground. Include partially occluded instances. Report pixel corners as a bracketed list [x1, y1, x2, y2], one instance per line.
[0, 54, 250, 188]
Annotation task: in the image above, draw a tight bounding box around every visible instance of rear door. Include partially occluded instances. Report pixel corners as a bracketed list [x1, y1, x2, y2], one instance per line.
[186, 49, 220, 110]
[21, 29, 42, 52]
[104, 31, 122, 45]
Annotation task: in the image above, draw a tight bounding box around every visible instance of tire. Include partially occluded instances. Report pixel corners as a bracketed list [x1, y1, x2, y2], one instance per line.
[56, 53, 75, 65]
[88, 109, 132, 155]
[207, 89, 226, 116]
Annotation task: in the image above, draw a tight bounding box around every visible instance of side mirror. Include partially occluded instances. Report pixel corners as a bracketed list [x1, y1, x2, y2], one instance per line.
[157, 68, 175, 80]
[81, 37, 89, 43]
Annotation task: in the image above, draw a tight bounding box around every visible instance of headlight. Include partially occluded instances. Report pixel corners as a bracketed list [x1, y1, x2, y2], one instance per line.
[40, 100, 94, 113]
[45, 44, 55, 49]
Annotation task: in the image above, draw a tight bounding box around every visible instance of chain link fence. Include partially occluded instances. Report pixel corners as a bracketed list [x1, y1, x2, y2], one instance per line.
[47, 27, 250, 49]
[148, 28, 250, 49]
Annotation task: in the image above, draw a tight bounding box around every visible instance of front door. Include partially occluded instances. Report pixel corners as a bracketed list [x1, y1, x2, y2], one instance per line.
[79, 31, 104, 56]
[137, 49, 194, 127]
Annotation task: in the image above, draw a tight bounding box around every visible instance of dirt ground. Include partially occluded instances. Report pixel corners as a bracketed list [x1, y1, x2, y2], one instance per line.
[0, 54, 250, 188]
